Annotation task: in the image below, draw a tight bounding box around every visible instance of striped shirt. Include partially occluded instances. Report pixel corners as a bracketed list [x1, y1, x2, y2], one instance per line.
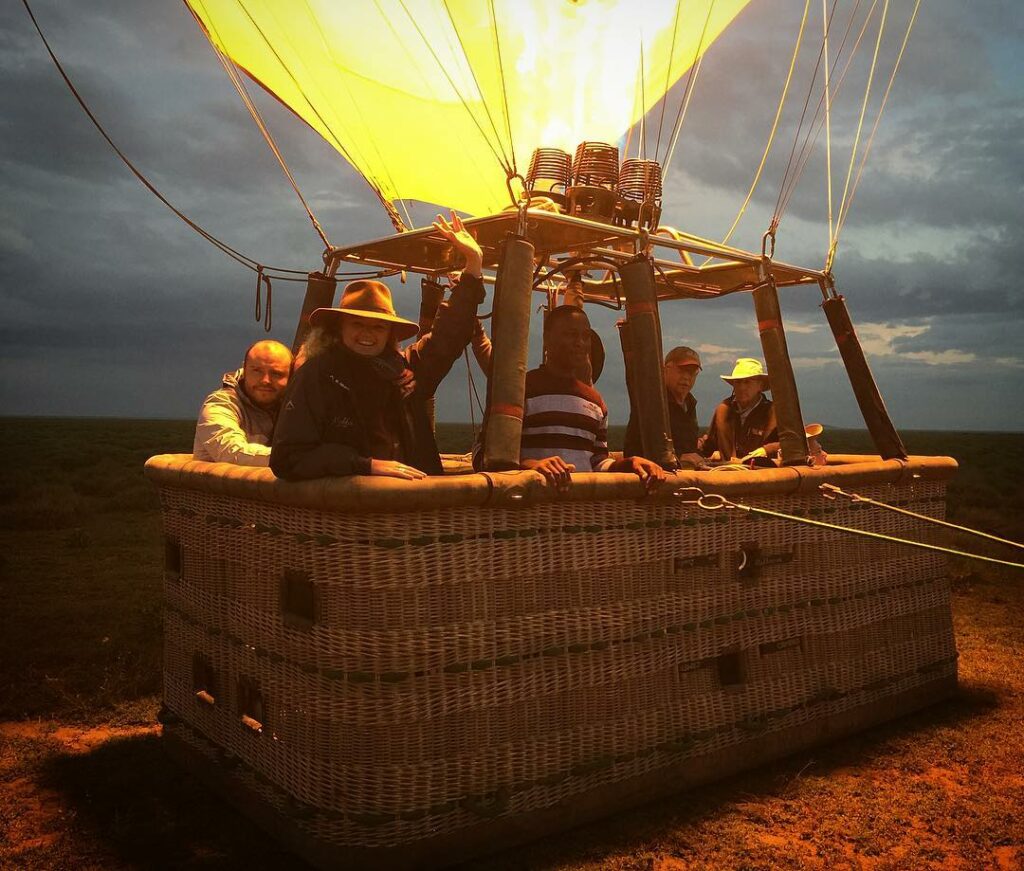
[519, 365, 615, 472]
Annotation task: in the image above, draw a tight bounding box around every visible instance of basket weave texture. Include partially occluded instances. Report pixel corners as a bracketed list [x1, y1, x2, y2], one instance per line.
[150, 456, 957, 849]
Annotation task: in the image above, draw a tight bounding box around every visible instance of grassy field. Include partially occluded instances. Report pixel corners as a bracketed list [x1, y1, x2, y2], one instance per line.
[0, 418, 1022, 869]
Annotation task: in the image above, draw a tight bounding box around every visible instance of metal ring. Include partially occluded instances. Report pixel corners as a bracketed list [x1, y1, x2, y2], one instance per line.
[697, 494, 728, 511]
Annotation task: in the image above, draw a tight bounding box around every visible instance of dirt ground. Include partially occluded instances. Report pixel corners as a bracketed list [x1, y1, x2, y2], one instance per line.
[1, 420, 1022, 869]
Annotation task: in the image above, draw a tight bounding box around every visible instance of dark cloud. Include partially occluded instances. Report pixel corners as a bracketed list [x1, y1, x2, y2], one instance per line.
[1, 0, 1021, 430]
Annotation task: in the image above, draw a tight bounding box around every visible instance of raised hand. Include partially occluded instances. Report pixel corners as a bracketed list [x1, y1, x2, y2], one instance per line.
[433, 211, 483, 278]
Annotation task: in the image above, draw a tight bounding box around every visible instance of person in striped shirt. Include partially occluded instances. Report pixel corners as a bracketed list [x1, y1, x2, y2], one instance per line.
[518, 306, 666, 491]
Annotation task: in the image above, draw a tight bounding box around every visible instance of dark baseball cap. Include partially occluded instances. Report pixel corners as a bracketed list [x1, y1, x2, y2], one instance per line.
[664, 346, 702, 369]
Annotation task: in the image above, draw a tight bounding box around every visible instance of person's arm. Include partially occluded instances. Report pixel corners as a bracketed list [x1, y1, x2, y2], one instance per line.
[193, 392, 271, 467]
[470, 318, 493, 375]
[699, 410, 719, 459]
[405, 271, 485, 396]
[270, 363, 371, 480]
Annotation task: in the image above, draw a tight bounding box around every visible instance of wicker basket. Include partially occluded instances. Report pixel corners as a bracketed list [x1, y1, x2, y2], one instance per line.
[145, 454, 958, 869]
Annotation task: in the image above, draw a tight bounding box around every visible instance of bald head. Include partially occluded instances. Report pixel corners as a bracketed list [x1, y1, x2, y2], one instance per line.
[241, 340, 293, 410]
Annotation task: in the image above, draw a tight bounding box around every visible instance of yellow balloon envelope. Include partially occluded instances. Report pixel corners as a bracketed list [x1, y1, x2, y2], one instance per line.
[186, 0, 751, 219]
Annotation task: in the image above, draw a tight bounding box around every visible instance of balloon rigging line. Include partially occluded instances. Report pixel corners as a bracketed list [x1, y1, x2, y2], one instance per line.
[439, 0, 516, 184]
[823, 0, 835, 258]
[638, 39, 648, 160]
[441, 0, 517, 179]
[826, 0, 890, 273]
[775, 0, 877, 223]
[487, 0, 518, 182]
[198, 5, 331, 249]
[21, 0, 321, 281]
[233, 0, 410, 231]
[831, 0, 921, 262]
[395, 0, 514, 185]
[706, 0, 811, 258]
[369, 0, 491, 223]
[771, 0, 839, 226]
[661, 0, 717, 178]
[297, 0, 414, 231]
[231, 0, 410, 232]
[653, 0, 684, 164]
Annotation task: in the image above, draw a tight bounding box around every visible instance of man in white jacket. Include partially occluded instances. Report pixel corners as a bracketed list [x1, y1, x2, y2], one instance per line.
[192, 340, 293, 466]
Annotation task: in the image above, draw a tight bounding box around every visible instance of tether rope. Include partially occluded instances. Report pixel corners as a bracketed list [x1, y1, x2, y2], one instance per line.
[675, 488, 1024, 571]
[711, 0, 811, 254]
[22, 0, 318, 281]
[819, 481, 1022, 551]
[826, 0, 890, 272]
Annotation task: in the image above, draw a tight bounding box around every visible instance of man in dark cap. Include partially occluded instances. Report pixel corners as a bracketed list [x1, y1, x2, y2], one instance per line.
[624, 345, 706, 469]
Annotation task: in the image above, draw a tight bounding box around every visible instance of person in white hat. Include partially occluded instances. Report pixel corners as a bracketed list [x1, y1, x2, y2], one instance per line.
[700, 357, 780, 462]
[270, 212, 484, 481]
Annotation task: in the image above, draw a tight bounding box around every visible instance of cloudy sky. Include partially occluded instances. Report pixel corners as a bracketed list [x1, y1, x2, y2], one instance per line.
[2, 1, 1021, 435]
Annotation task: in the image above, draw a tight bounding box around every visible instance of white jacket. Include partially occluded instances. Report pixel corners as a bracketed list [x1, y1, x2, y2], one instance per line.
[192, 369, 276, 466]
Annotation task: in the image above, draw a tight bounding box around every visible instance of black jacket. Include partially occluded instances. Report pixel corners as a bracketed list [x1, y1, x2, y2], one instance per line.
[700, 394, 779, 460]
[270, 274, 484, 480]
[623, 392, 699, 458]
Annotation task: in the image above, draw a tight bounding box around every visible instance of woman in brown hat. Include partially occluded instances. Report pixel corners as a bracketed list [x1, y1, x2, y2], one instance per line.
[270, 213, 484, 480]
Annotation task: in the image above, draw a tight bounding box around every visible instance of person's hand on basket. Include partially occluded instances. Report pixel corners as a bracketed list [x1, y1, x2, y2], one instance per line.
[370, 459, 426, 480]
[522, 456, 575, 492]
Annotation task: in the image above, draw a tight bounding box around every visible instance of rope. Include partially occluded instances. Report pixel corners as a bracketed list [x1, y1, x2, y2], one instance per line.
[254, 266, 272, 331]
[464, 347, 485, 435]
[22, 0, 315, 281]
[822, 0, 835, 258]
[231, 0, 409, 232]
[299, 0, 414, 230]
[441, 0, 516, 175]
[201, 24, 331, 249]
[826, 0, 890, 272]
[819, 482, 1022, 552]
[398, 0, 513, 179]
[712, 0, 811, 253]
[771, 0, 838, 228]
[674, 488, 1024, 571]
[653, 0, 684, 164]
[638, 40, 648, 160]
[831, 0, 922, 259]
[661, 0, 716, 177]
[487, 0, 516, 179]
[774, 0, 878, 223]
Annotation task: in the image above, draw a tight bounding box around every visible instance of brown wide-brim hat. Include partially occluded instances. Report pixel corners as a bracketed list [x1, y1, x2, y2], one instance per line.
[309, 280, 419, 343]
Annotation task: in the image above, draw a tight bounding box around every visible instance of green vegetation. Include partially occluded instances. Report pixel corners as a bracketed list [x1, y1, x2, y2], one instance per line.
[0, 418, 1021, 869]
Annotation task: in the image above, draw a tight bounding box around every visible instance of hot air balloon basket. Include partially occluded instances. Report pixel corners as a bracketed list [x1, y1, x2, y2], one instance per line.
[146, 454, 957, 868]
